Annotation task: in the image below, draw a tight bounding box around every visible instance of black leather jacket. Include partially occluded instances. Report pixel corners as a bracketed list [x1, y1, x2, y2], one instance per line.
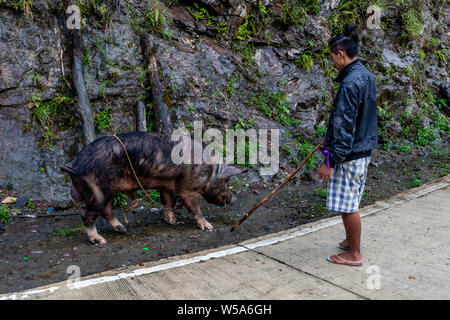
[323, 59, 378, 167]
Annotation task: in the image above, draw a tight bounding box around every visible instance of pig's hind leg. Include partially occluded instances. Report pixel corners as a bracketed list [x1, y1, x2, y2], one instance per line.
[180, 192, 213, 230]
[101, 198, 127, 234]
[161, 190, 178, 225]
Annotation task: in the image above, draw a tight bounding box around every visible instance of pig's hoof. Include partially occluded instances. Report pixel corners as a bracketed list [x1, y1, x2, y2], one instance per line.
[164, 217, 179, 226]
[89, 236, 107, 245]
[196, 218, 213, 231]
[86, 226, 107, 244]
[164, 212, 179, 226]
[113, 225, 128, 234]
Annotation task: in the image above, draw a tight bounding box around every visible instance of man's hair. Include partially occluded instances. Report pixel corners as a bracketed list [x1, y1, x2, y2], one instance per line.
[328, 24, 360, 58]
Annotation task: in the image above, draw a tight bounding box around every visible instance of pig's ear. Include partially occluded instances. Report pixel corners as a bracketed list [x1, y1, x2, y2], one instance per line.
[222, 166, 248, 179]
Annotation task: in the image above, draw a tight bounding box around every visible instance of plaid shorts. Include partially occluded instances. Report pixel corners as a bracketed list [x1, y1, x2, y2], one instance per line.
[327, 156, 371, 213]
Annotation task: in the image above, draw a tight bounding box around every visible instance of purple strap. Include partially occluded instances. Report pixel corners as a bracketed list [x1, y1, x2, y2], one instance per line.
[322, 149, 330, 168]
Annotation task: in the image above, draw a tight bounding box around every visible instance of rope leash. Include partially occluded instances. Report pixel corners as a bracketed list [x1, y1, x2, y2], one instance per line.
[113, 134, 167, 212]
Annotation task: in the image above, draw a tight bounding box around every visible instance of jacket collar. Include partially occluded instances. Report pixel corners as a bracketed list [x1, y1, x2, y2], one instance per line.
[334, 58, 361, 83]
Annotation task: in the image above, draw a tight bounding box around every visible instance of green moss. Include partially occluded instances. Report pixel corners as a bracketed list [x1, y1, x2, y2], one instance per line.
[215, 21, 229, 38]
[187, 2, 211, 22]
[314, 125, 327, 138]
[434, 49, 446, 65]
[414, 85, 450, 136]
[295, 51, 314, 71]
[408, 179, 423, 189]
[234, 15, 257, 41]
[94, 105, 113, 131]
[240, 42, 255, 66]
[147, 190, 160, 204]
[294, 138, 317, 169]
[279, 0, 320, 26]
[51, 225, 85, 237]
[396, 143, 411, 154]
[246, 90, 298, 127]
[74, 0, 111, 28]
[427, 38, 440, 49]
[381, 138, 393, 151]
[327, 0, 375, 34]
[31, 71, 41, 87]
[226, 73, 240, 97]
[143, 4, 175, 40]
[418, 50, 426, 60]
[0, 204, 10, 224]
[28, 93, 77, 147]
[400, 8, 424, 40]
[126, 2, 174, 39]
[224, 118, 259, 168]
[113, 191, 128, 208]
[377, 101, 394, 128]
[313, 188, 327, 199]
[82, 49, 92, 69]
[415, 127, 437, 147]
[145, 102, 156, 131]
[26, 197, 34, 210]
[9, 0, 33, 18]
[165, 0, 179, 6]
[232, 117, 257, 131]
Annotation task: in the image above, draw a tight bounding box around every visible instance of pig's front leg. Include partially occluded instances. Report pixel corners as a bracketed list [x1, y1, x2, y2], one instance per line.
[161, 189, 178, 225]
[180, 191, 213, 230]
[81, 208, 107, 245]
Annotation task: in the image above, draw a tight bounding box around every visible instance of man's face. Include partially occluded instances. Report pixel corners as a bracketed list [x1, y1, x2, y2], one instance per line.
[330, 50, 346, 70]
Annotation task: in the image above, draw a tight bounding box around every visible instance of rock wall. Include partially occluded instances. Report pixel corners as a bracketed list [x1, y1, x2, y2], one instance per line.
[0, 0, 448, 202]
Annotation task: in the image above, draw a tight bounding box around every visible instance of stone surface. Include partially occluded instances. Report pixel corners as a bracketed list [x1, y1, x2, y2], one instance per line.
[0, 0, 448, 202]
[14, 196, 30, 209]
[382, 48, 409, 69]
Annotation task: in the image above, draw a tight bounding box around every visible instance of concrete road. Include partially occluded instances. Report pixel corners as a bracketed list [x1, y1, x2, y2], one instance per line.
[1, 176, 449, 300]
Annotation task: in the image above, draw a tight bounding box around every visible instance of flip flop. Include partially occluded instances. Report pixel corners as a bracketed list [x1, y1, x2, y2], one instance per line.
[327, 254, 363, 267]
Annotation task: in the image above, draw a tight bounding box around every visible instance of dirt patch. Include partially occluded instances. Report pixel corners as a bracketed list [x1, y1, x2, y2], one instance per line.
[0, 148, 448, 294]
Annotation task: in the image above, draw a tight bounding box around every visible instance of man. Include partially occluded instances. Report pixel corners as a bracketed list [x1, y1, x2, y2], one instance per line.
[318, 24, 378, 266]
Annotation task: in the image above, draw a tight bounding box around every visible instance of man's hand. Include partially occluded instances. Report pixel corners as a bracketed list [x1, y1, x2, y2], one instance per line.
[318, 163, 333, 181]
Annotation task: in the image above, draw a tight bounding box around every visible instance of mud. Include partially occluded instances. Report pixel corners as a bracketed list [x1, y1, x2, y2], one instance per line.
[0, 149, 448, 294]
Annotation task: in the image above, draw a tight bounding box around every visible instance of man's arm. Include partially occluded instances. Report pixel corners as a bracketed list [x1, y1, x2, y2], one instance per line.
[327, 84, 360, 166]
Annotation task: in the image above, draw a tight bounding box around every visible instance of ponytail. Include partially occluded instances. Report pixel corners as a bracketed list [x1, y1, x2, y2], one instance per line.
[328, 24, 360, 58]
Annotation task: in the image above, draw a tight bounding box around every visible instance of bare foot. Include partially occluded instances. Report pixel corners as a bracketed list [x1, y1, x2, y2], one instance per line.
[339, 239, 362, 250]
[327, 251, 363, 266]
[337, 251, 362, 262]
[339, 239, 349, 247]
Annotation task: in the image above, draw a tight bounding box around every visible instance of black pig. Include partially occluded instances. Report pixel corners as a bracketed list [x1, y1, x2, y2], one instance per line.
[61, 132, 244, 244]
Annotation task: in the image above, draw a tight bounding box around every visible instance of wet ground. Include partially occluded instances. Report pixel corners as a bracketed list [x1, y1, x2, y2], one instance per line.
[0, 147, 448, 294]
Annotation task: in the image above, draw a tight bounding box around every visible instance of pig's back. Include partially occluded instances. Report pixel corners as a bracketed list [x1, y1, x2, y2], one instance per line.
[67, 132, 181, 178]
